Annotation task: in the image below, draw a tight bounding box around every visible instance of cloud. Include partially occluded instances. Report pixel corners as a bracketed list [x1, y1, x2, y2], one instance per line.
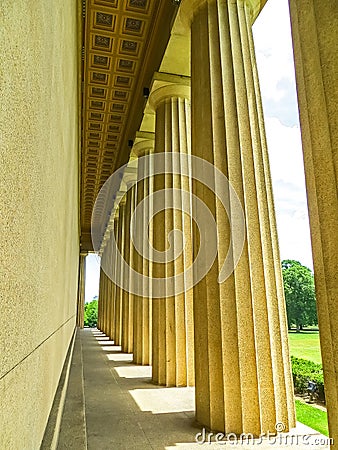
[261, 105, 313, 270]
[253, 0, 299, 127]
[253, 0, 313, 269]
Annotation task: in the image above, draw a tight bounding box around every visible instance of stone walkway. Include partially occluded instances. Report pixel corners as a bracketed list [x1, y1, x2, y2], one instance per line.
[57, 328, 331, 449]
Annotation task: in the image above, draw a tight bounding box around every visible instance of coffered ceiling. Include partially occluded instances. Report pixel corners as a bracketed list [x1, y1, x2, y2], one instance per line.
[80, 0, 178, 251]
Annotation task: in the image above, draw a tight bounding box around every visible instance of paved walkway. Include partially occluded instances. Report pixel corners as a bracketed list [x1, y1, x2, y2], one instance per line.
[57, 328, 331, 449]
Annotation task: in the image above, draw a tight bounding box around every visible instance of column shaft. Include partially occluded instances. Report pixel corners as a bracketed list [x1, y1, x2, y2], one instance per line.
[114, 203, 126, 346]
[106, 231, 114, 340]
[151, 87, 194, 387]
[289, 0, 338, 444]
[121, 185, 136, 353]
[97, 267, 104, 330]
[76, 253, 86, 328]
[132, 144, 152, 365]
[190, 0, 295, 434]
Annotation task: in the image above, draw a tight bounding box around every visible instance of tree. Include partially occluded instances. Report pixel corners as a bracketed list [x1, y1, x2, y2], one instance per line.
[282, 259, 317, 331]
[84, 299, 98, 327]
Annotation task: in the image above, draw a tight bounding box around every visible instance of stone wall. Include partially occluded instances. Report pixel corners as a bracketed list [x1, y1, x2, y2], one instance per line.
[0, 0, 80, 447]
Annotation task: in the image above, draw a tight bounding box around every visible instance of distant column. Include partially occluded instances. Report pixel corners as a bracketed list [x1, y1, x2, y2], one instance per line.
[121, 161, 138, 353]
[289, 0, 338, 445]
[106, 230, 114, 340]
[114, 199, 127, 346]
[132, 139, 154, 365]
[97, 267, 103, 330]
[99, 249, 108, 335]
[110, 214, 119, 342]
[149, 83, 194, 387]
[76, 252, 87, 328]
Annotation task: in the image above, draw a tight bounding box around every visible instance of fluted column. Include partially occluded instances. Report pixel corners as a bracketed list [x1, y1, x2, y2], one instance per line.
[121, 161, 138, 353]
[110, 214, 119, 342]
[97, 266, 104, 330]
[289, 1, 338, 445]
[99, 248, 108, 334]
[101, 233, 113, 337]
[149, 83, 195, 387]
[180, 0, 295, 435]
[132, 139, 154, 365]
[76, 252, 87, 328]
[114, 198, 127, 346]
[106, 229, 114, 340]
[105, 246, 111, 336]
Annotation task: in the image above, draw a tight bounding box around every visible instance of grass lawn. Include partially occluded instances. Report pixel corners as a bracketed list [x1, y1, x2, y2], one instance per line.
[288, 331, 322, 364]
[295, 400, 329, 436]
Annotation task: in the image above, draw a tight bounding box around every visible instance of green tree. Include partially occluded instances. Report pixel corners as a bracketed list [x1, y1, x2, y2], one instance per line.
[84, 299, 98, 327]
[282, 259, 317, 331]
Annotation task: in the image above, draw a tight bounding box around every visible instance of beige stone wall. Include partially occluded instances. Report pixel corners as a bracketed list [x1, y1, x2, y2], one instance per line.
[0, 0, 80, 448]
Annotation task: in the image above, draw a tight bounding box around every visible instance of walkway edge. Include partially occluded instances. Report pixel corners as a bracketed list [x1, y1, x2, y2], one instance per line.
[40, 328, 77, 450]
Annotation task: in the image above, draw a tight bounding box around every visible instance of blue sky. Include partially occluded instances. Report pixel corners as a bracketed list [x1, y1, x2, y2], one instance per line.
[253, 0, 313, 270]
[85, 0, 313, 302]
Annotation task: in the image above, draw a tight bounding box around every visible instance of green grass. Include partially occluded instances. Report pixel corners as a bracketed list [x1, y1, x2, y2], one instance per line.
[288, 331, 322, 364]
[295, 400, 329, 436]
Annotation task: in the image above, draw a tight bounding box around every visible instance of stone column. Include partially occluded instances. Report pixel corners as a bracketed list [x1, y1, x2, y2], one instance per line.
[110, 214, 119, 342]
[101, 235, 112, 337]
[104, 247, 110, 336]
[76, 252, 87, 328]
[149, 83, 195, 387]
[99, 248, 108, 335]
[121, 162, 138, 353]
[132, 139, 154, 365]
[114, 197, 127, 346]
[97, 266, 104, 331]
[179, 0, 295, 435]
[105, 230, 114, 340]
[288, 0, 338, 444]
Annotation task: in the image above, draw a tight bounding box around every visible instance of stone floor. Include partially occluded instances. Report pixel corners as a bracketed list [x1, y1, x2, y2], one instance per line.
[57, 328, 331, 449]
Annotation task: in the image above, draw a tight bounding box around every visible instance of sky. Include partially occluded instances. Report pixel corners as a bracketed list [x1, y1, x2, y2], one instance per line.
[252, 0, 313, 270]
[84, 0, 313, 302]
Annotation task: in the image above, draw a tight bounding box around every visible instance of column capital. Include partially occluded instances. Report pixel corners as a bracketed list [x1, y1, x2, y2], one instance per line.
[149, 84, 190, 111]
[178, 0, 267, 28]
[132, 138, 155, 157]
[123, 163, 138, 188]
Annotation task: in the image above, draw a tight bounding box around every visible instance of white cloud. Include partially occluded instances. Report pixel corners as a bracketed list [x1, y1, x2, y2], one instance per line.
[253, 0, 313, 269]
[266, 119, 313, 269]
[253, 0, 295, 103]
[253, 0, 299, 127]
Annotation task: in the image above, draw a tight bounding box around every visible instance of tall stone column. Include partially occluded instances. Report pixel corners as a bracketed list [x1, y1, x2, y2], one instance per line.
[99, 249, 108, 335]
[288, 0, 338, 444]
[76, 252, 87, 328]
[103, 251, 109, 336]
[110, 214, 119, 341]
[179, 0, 295, 435]
[132, 139, 154, 365]
[97, 266, 104, 331]
[105, 230, 114, 340]
[121, 162, 138, 354]
[149, 83, 195, 387]
[114, 197, 127, 346]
